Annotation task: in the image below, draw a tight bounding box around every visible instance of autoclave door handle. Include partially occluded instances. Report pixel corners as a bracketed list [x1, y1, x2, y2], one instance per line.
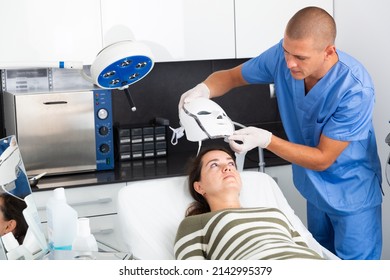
[43, 101, 68, 105]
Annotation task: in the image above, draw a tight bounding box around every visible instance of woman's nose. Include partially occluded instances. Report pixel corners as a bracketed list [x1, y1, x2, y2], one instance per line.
[222, 164, 231, 172]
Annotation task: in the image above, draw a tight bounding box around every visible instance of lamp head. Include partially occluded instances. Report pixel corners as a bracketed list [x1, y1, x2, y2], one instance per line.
[90, 40, 154, 89]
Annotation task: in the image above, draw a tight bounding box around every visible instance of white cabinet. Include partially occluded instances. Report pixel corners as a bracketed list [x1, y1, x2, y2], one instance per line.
[100, 0, 236, 62]
[0, 0, 335, 65]
[101, 0, 334, 61]
[264, 164, 307, 225]
[0, 0, 103, 65]
[235, 0, 334, 58]
[32, 182, 127, 252]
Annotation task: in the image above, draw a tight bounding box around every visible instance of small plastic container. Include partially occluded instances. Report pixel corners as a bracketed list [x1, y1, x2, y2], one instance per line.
[72, 218, 98, 253]
[22, 194, 48, 258]
[2, 232, 33, 260]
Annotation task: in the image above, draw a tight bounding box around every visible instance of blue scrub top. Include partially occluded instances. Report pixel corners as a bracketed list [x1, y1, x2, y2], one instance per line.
[242, 40, 382, 215]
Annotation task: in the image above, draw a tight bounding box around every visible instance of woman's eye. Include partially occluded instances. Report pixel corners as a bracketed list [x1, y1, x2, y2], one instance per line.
[210, 163, 218, 168]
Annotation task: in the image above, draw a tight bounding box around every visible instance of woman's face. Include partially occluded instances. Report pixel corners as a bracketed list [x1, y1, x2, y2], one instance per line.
[193, 150, 242, 198]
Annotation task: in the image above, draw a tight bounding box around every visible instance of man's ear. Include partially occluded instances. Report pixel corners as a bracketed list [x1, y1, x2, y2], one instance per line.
[324, 44, 336, 59]
[193, 181, 204, 195]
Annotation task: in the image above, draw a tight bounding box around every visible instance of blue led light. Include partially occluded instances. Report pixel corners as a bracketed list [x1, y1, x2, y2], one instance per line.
[97, 55, 153, 88]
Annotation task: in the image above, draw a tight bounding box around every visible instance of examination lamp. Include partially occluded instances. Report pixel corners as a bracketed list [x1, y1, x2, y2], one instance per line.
[82, 40, 154, 111]
[0, 40, 154, 111]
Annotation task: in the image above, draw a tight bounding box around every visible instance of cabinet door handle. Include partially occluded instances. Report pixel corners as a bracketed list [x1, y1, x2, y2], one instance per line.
[92, 228, 114, 235]
[36, 197, 113, 212]
[69, 197, 113, 207]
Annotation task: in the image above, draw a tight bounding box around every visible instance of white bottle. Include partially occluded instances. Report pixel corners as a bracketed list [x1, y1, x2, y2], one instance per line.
[22, 194, 48, 257]
[22, 228, 45, 259]
[46, 187, 78, 250]
[72, 218, 98, 252]
[1, 232, 33, 260]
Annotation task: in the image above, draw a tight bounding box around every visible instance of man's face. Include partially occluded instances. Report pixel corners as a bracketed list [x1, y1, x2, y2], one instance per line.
[282, 36, 328, 80]
[194, 150, 241, 198]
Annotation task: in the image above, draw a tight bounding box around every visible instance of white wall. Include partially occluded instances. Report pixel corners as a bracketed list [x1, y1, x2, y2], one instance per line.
[334, 0, 390, 259]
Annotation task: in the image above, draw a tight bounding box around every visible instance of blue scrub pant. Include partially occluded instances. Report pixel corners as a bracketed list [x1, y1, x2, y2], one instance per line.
[307, 202, 382, 260]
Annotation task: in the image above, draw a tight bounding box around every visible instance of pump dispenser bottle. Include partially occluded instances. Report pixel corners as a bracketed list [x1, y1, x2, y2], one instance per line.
[22, 194, 48, 257]
[46, 187, 78, 250]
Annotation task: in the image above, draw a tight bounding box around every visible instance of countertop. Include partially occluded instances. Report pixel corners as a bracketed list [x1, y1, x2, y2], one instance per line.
[32, 150, 288, 192]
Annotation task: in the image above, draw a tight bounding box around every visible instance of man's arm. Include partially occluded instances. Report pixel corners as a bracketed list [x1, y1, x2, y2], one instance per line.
[267, 134, 349, 171]
[204, 64, 249, 98]
[178, 64, 249, 109]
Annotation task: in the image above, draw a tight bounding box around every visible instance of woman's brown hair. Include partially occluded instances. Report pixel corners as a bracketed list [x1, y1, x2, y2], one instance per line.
[0, 193, 28, 244]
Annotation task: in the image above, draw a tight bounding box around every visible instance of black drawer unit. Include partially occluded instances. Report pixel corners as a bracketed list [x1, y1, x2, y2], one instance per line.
[115, 124, 167, 161]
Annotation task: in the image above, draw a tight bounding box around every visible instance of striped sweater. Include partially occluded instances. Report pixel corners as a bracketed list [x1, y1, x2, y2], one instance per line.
[174, 208, 323, 260]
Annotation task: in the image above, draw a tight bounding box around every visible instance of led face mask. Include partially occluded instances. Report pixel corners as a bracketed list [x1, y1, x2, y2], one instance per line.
[170, 97, 234, 156]
[171, 98, 252, 172]
[179, 98, 234, 142]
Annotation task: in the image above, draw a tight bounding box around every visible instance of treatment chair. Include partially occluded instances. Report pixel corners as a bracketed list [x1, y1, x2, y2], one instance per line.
[117, 171, 339, 260]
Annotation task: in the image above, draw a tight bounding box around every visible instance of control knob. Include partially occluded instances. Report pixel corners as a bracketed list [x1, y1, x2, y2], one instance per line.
[99, 143, 110, 154]
[99, 126, 109, 136]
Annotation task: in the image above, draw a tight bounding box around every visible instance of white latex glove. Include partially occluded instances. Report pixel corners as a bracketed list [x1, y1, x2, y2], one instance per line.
[178, 83, 210, 110]
[228, 127, 272, 153]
